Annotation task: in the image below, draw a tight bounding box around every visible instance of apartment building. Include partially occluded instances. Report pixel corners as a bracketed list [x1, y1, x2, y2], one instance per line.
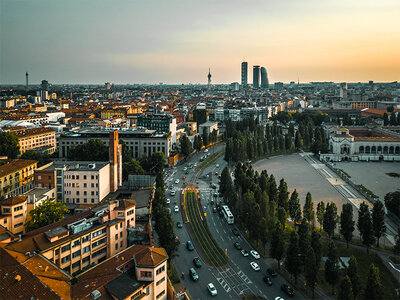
[0, 159, 38, 198]
[4, 199, 136, 277]
[137, 114, 177, 144]
[3, 126, 56, 153]
[58, 128, 172, 159]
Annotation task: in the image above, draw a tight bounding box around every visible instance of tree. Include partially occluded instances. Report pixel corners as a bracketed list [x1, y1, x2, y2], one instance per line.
[277, 207, 287, 229]
[390, 112, 397, 125]
[383, 113, 389, 126]
[323, 202, 337, 238]
[364, 264, 384, 300]
[394, 227, 400, 255]
[310, 230, 322, 271]
[277, 178, 289, 211]
[372, 201, 386, 247]
[0, 131, 20, 158]
[179, 135, 193, 159]
[68, 139, 108, 161]
[26, 199, 69, 231]
[202, 128, 209, 147]
[384, 191, 400, 218]
[20, 150, 51, 167]
[340, 203, 355, 248]
[193, 109, 207, 125]
[358, 202, 375, 253]
[289, 189, 301, 223]
[286, 231, 301, 284]
[303, 192, 315, 225]
[338, 275, 354, 300]
[295, 131, 302, 149]
[119, 139, 132, 163]
[325, 241, 340, 295]
[305, 247, 318, 298]
[150, 151, 166, 174]
[270, 222, 285, 269]
[316, 201, 325, 231]
[347, 255, 360, 300]
[298, 218, 310, 270]
[122, 159, 145, 181]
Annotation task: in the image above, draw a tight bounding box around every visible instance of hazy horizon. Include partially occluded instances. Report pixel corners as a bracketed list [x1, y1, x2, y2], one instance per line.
[1, 0, 399, 85]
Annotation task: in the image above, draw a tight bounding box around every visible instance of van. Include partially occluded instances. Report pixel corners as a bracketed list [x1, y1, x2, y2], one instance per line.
[189, 268, 199, 281]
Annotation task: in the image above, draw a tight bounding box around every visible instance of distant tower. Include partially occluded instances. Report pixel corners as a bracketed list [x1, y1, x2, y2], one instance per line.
[25, 72, 29, 90]
[260, 67, 269, 89]
[241, 61, 248, 88]
[40, 80, 49, 102]
[207, 68, 212, 90]
[253, 66, 260, 89]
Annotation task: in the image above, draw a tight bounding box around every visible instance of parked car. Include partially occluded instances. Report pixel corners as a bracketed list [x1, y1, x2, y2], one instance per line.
[234, 242, 242, 250]
[175, 179, 180, 184]
[193, 257, 202, 268]
[267, 268, 277, 277]
[166, 198, 171, 204]
[213, 207, 217, 213]
[189, 268, 199, 281]
[170, 190, 176, 196]
[186, 241, 194, 251]
[241, 249, 249, 257]
[281, 284, 295, 297]
[250, 262, 260, 271]
[250, 250, 260, 259]
[263, 276, 273, 286]
[207, 283, 217, 296]
[232, 228, 240, 236]
[176, 222, 183, 228]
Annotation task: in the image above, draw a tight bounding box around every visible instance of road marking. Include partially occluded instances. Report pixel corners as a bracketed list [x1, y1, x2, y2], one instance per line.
[341, 185, 357, 198]
[223, 229, 227, 234]
[216, 229, 219, 234]
[322, 168, 333, 178]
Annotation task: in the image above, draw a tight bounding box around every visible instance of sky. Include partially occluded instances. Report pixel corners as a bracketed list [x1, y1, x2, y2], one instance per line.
[1, 0, 400, 85]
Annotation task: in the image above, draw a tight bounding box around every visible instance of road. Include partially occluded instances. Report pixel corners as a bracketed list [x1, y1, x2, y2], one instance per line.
[165, 146, 306, 300]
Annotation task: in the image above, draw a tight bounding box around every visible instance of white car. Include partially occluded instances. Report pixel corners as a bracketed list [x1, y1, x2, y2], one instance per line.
[216, 164, 219, 168]
[175, 179, 180, 184]
[170, 190, 176, 196]
[183, 167, 187, 171]
[250, 250, 260, 259]
[250, 261, 260, 271]
[241, 249, 249, 257]
[194, 163, 198, 167]
[174, 205, 179, 212]
[275, 298, 284, 300]
[207, 283, 217, 296]
[204, 149, 209, 153]
[166, 198, 171, 204]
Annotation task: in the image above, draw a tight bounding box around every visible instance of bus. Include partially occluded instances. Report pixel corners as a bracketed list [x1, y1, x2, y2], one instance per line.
[221, 205, 234, 224]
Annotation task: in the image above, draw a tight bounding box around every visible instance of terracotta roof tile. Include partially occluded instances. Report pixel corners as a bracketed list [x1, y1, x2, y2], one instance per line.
[0, 159, 38, 178]
[1, 195, 27, 206]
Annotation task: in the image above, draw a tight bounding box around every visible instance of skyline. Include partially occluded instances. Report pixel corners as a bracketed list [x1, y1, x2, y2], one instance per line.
[1, 0, 400, 84]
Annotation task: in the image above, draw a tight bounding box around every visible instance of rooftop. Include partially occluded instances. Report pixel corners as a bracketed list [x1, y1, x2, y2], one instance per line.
[1, 195, 27, 206]
[0, 159, 38, 178]
[43, 161, 109, 172]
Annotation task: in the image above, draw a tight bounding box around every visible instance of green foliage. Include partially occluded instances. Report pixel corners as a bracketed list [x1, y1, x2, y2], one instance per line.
[305, 247, 318, 297]
[347, 255, 361, 300]
[358, 202, 375, 253]
[310, 230, 322, 270]
[119, 139, 132, 163]
[122, 159, 144, 181]
[167, 262, 180, 284]
[286, 231, 301, 284]
[340, 203, 355, 248]
[270, 111, 293, 124]
[68, 139, 108, 161]
[0, 131, 20, 158]
[371, 201, 386, 247]
[323, 202, 337, 238]
[193, 109, 207, 125]
[20, 150, 51, 167]
[384, 191, 400, 219]
[338, 275, 354, 300]
[288, 189, 301, 223]
[278, 178, 289, 212]
[179, 135, 193, 158]
[270, 222, 285, 268]
[303, 192, 314, 225]
[193, 135, 203, 152]
[324, 241, 340, 295]
[202, 127, 209, 147]
[316, 201, 325, 230]
[140, 151, 166, 174]
[394, 227, 400, 255]
[298, 218, 310, 269]
[364, 264, 384, 300]
[26, 199, 69, 231]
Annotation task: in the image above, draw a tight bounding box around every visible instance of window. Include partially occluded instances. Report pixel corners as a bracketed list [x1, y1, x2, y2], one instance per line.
[55, 249, 59, 255]
[14, 213, 23, 219]
[82, 235, 91, 243]
[120, 232, 123, 238]
[156, 265, 165, 275]
[120, 241, 123, 248]
[91, 247, 106, 259]
[72, 261, 80, 269]
[61, 255, 70, 264]
[156, 277, 165, 286]
[115, 225, 118, 230]
[84, 191, 87, 195]
[92, 228, 106, 238]
[82, 256, 90, 264]
[156, 290, 165, 299]
[14, 205, 23, 212]
[91, 191, 94, 195]
[84, 175, 87, 180]
[72, 250, 81, 259]
[91, 175, 94, 180]
[61, 244, 71, 253]
[84, 183, 87, 188]
[115, 233, 118, 240]
[72, 239, 81, 248]
[82, 245, 90, 254]
[3, 219, 7, 224]
[140, 271, 152, 278]
[131, 291, 141, 299]
[14, 222, 23, 228]
[91, 199, 95, 203]
[115, 243, 118, 250]
[127, 209, 134, 216]
[92, 237, 106, 248]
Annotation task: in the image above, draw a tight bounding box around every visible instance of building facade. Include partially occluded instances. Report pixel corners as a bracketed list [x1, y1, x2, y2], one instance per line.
[4, 127, 56, 154]
[241, 61, 248, 87]
[260, 67, 269, 89]
[137, 114, 177, 144]
[253, 65, 260, 89]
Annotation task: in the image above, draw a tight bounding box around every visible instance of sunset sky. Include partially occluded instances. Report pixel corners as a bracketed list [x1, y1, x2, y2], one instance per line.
[1, 0, 399, 84]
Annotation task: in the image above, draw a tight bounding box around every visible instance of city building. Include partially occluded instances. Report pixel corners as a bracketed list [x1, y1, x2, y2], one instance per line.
[198, 121, 219, 136]
[260, 67, 269, 89]
[241, 61, 248, 87]
[0, 159, 38, 198]
[137, 114, 177, 144]
[321, 125, 400, 162]
[3, 127, 56, 154]
[253, 65, 260, 89]
[59, 128, 172, 160]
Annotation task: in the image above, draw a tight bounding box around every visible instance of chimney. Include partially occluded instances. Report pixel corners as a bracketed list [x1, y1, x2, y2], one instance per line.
[109, 130, 118, 192]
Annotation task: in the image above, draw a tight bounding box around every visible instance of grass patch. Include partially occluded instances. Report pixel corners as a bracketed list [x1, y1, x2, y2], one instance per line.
[167, 261, 180, 284]
[317, 240, 399, 299]
[195, 149, 223, 172]
[357, 184, 379, 199]
[336, 168, 351, 178]
[185, 191, 227, 267]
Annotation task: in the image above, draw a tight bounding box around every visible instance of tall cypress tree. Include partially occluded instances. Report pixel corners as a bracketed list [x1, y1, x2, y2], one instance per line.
[323, 202, 338, 238]
[364, 264, 384, 300]
[286, 231, 301, 284]
[338, 275, 354, 300]
[311, 230, 322, 271]
[347, 255, 360, 300]
[305, 247, 318, 298]
[325, 241, 340, 295]
[340, 203, 355, 248]
[316, 201, 325, 231]
[270, 222, 285, 269]
[372, 201, 386, 247]
[303, 192, 315, 225]
[289, 189, 301, 223]
[358, 202, 375, 253]
[278, 178, 289, 211]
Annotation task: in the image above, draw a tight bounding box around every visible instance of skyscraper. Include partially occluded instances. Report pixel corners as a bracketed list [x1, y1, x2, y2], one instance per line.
[260, 67, 269, 89]
[253, 65, 260, 89]
[40, 80, 49, 102]
[207, 68, 212, 91]
[241, 61, 248, 87]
